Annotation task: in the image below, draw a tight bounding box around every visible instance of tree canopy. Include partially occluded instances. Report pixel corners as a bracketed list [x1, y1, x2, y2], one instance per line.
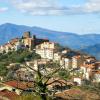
[0, 49, 41, 76]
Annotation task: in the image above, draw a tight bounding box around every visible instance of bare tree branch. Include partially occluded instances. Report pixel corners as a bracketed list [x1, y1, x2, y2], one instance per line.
[24, 63, 38, 72]
[44, 64, 65, 85]
[46, 79, 65, 86]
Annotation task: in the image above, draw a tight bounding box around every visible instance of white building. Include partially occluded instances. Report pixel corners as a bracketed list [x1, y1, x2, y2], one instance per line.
[62, 49, 69, 54]
[60, 57, 72, 69]
[74, 77, 82, 85]
[36, 42, 55, 60]
[72, 57, 78, 69]
[36, 42, 55, 49]
[93, 73, 100, 82]
[54, 52, 62, 61]
[81, 66, 91, 80]
[36, 48, 54, 59]
[72, 55, 83, 69]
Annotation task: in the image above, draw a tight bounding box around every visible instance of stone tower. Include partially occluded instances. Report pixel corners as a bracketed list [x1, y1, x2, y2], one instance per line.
[23, 31, 31, 38]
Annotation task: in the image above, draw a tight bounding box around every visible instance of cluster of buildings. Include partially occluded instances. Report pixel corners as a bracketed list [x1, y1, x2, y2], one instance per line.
[34, 38, 100, 84]
[0, 31, 100, 99]
[0, 31, 49, 53]
[0, 31, 100, 84]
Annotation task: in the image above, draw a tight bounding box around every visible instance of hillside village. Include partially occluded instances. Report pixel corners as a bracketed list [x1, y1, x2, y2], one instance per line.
[0, 32, 100, 100]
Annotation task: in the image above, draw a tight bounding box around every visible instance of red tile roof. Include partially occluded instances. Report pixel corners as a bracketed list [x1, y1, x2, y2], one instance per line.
[0, 90, 19, 100]
[4, 80, 33, 90]
[55, 89, 82, 99]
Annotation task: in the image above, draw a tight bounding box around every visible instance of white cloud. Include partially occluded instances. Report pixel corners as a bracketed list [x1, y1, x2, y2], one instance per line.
[0, 7, 8, 12]
[9, 0, 100, 15]
[61, 0, 100, 14]
[82, 0, 100, 13]
[10, 0, 70, 15]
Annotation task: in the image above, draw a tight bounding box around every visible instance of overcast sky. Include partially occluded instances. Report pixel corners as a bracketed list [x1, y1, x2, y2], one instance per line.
[0, 0, 100, 34]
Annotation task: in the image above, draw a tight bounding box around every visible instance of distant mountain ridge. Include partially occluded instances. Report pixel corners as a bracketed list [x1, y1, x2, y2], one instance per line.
[0, 23, 100, 50]
[81, 44, 100, 60]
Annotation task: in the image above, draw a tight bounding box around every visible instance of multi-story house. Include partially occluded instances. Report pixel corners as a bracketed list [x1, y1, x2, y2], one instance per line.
[36, 41, 55, 49]
[81, 66, 92, 80]
[90, 62, 100, 82]
[36, 42, 56, 59]
[36, 48, 54, 59]
[54, 52, 62, 61]
[80, 56, 96, 80]
[72, 55, 84, 69]
[72, 56, 78, 69]
[60, 57, 72, 70]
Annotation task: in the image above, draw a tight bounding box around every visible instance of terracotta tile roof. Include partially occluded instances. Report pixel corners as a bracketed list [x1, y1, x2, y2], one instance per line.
[47, 79, 67, 86]
[55, 88, 100, 100]
[10, 38, 19, 45]
[47, 78, 74, 87]
[55, 89, 82, 99]
[4, 80, 33, 90]
[92, 70, 100, 74]
[0, 90, 19, 100]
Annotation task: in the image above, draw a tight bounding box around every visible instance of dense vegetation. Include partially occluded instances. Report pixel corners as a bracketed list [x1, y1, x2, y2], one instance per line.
[58, 69, 70, 80]
[16, 94, 52, 100]
[0, 49, 41, 76]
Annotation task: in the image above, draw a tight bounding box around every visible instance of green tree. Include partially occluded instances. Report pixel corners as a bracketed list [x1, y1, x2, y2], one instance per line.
[0, 49, 41, 78]
[0, 62, 8, 76]
[58, 69, 70, 80]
